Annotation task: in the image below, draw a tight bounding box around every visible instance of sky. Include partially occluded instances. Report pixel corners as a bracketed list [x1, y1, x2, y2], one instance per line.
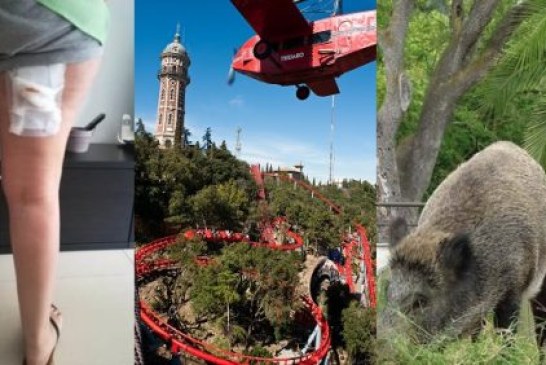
[135, 0, 376, 183]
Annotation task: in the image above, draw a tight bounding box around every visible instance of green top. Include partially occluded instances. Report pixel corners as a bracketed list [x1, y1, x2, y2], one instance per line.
[37, 0, 110, 44]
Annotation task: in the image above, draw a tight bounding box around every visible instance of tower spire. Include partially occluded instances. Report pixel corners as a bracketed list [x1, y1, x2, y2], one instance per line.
[174, 23, 181, 43]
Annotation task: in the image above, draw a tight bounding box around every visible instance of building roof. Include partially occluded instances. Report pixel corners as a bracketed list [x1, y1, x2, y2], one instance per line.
[162, 25, 187, 56]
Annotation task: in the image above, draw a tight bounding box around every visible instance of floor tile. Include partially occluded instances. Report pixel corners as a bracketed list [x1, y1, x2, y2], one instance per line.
[0, 250, 134, 365]
[57, 250, 133, 278]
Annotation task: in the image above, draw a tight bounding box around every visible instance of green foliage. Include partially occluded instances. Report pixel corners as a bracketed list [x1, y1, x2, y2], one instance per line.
[150, 297, 164, 312]
[525, 105, 546, 168]
[135, 120, 168, 240]
[378, 4, 449, 136]
[377, 321, 540, 365]
[425, 86, 528, 197]
[266, 180, 341, 253]
[192, 266, 223, 316]
[244, 345, 273, 359]
[202, 127, 213, 150]
[167, 236, 207, 272]
[244, 346, 274, 365]
[378, 268, 542, 364]
[135, 123, 257, 241]
[189, 243, 301, 346]
[378, 2, 546, 195]
[211, 336, 230, 351]
[477, 1, 546, 169]
[318, 180, 377, 242]
[192, 265, 239, 317]
[137, 123, 378, 354]
[222, 244, 302, 328]
[265, 178, 376, 254]
[480, 2, 546, 118]
[342, 302, 377, 363]
[190, 180, 251, 230]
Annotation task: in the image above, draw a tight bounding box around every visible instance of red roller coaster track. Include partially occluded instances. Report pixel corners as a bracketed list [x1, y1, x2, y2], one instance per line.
[136, 231, 330, 364]
[136, 164, 375, 364]
[264, 168, 376, 307]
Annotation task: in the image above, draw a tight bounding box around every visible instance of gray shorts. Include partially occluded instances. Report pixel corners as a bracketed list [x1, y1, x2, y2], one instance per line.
[0, 0, 102, 72]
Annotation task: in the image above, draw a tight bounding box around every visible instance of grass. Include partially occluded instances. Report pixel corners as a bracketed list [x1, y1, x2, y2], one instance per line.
[377, 268, 543, 364]
[378, 322, 541, 364]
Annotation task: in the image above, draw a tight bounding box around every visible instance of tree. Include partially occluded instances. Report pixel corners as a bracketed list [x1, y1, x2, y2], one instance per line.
[189, 180, 250, 230]
[135, 121, 168, 240]
[136, 117, 147, 135]
[136, 123, 257, 240]
[183, 127, 192, 147]
[189, 244, 301, 347]
[202, 127, 213, 150]
[378, 1, 544, 240]
[475, 4, 546, 168]
[342, 302, 376, 364]
[215, 270, 240, 347]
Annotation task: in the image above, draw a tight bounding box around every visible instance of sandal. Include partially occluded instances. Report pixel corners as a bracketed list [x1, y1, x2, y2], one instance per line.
[23, 304, 62, 365]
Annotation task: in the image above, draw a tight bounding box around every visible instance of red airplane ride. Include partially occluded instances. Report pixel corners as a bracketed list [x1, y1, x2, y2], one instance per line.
[229, 0, 376, 100]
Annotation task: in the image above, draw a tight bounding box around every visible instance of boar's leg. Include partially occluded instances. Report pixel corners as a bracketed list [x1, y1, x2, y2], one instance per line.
[531, 279, 546, 348]
[494, 293, 520, 330]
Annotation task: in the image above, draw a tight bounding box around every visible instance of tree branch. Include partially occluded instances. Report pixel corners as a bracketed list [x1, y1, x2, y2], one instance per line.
[456, 0, 534, 92]
[377, 0, 415, 240]
[459, 0, 500, 56]
[399, 1, 533, 202]
[450, 0, 464, 36]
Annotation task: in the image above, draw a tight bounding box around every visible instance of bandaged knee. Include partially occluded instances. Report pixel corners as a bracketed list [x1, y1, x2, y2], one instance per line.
[7, 64, 65, 137]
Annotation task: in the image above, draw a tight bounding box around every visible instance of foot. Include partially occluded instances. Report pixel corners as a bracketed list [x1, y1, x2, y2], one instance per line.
[24, 305, 62, 365]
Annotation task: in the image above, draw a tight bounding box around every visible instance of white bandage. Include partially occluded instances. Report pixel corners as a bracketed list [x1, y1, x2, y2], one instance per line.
[7, 64, 66, 137]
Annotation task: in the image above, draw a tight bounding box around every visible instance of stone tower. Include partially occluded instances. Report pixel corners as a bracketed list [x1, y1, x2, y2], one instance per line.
[154, 25, 190, 148]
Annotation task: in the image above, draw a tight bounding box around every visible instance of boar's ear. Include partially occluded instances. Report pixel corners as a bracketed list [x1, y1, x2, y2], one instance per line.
[389, 217, 409, 248]
[438, 233, 473, 278]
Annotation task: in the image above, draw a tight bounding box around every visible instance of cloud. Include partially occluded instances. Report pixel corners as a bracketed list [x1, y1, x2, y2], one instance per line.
[233, 132, 376, 183]
[228, 95, 245, 108]
[135, 117, 376, 184]
[232, 133, 375, 184]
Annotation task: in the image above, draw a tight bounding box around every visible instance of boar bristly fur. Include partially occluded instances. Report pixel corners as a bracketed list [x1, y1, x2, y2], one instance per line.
[381, 142, 546, 341]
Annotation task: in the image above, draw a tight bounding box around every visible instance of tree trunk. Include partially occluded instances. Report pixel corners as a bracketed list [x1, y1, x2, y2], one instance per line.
[227, 301, 230, 349]
[397, 82, 461, 201]
[377, 1, 533, 242]
[376, 0, 415, 242]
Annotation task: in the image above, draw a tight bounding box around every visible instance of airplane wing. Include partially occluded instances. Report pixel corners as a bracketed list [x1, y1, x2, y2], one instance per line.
[231, 0, 312, 42]
[307, 78, 340, 97]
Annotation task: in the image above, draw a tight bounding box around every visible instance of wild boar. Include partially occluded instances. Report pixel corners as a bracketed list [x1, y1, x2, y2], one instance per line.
[380, 141, 546, 341]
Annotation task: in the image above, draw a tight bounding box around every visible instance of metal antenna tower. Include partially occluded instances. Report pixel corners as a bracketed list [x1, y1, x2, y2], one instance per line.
[235, 127, 242, 158]
[333, 0, 343, 15]
[329, 95, 336, 184]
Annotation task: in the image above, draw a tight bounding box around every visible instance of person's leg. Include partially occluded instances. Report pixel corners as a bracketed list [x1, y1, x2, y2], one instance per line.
[0, 59, 100, 365]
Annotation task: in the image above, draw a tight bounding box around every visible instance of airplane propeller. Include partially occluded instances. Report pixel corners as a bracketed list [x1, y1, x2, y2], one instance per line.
[227, 48, 238, 86]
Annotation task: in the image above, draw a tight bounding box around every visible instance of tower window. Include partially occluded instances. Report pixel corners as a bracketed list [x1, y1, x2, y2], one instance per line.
[161, 88, 165, 100]
[159, 114, 163, 124]
[170, 88, 175, 100]
[168, 114, 173, 125]
[173, 65, 177, 73]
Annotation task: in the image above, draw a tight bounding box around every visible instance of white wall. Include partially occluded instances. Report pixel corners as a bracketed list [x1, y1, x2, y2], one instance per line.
[76, 0, 134, 143]
[376, 243, 390, 271]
